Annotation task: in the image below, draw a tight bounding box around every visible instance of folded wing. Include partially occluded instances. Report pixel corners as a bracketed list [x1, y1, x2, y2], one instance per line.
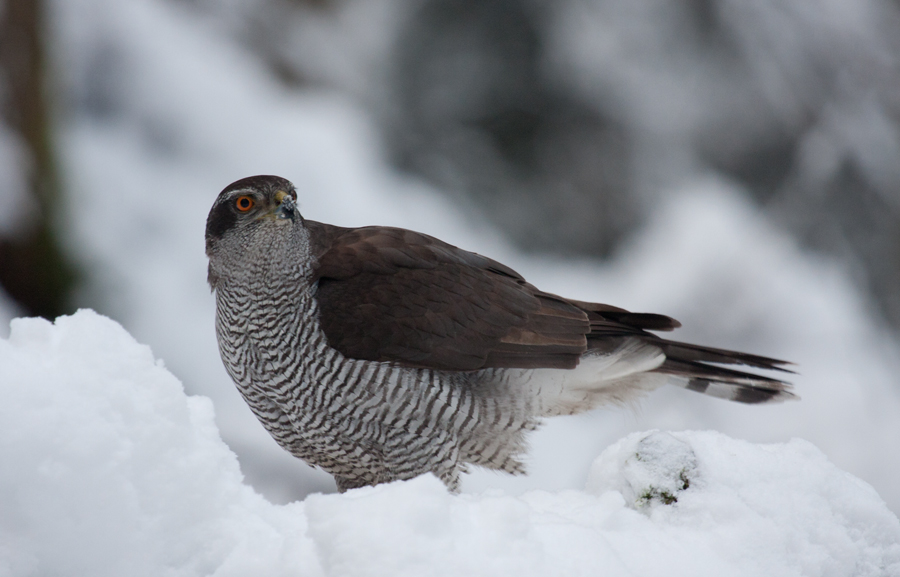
[307, 220, 795, 403]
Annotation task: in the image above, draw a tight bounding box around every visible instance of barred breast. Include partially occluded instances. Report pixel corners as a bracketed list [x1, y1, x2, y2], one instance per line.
[214, 274, 539, 492]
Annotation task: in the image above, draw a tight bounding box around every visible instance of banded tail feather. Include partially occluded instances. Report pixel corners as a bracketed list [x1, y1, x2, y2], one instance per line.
[654, 346, 795, 404]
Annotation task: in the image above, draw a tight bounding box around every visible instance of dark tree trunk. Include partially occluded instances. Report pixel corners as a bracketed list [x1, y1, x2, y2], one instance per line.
[0, 0, 77, 318]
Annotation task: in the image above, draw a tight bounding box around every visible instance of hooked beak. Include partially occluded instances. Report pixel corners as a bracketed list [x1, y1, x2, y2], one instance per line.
[274, 191, 296, 221]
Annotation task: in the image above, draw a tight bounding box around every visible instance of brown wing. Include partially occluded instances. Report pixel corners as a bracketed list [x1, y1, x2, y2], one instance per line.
[308, 221, 594, 370]
[306, 221, 793, 378]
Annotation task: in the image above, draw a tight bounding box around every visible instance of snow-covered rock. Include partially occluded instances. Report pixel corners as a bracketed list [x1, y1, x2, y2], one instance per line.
[1, 311, 898, 576]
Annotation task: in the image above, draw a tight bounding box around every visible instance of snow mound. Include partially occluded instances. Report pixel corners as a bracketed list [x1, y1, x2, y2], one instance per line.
[0, 311, 317, 576]
[2, 311, 898, 576]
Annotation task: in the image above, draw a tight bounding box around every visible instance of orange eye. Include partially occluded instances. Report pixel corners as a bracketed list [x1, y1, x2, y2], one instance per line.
[235, 196, 254, 212]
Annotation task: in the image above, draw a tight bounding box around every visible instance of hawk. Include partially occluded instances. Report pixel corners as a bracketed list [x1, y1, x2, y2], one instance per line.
[206, 175, 794, 492]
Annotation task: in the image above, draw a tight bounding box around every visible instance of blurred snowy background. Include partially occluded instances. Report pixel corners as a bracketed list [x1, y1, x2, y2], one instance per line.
[1, 0, 900, 512]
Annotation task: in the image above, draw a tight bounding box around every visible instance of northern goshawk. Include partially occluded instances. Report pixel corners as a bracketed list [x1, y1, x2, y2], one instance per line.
[206, 175, 794, 492]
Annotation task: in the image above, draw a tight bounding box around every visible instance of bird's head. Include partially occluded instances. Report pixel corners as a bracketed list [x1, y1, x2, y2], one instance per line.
[205, 175, 309, 289]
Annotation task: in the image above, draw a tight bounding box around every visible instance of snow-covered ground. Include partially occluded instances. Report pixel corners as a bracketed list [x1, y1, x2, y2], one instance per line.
[2, 310, 898, 576]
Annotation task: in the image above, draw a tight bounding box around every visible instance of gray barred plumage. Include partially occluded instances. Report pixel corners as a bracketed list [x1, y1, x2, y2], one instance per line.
[206, 175, 795, 492]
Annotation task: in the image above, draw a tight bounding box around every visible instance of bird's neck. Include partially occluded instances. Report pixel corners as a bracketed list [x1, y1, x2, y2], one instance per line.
[211, 224, 313, 291]
[212, 224, 319, 391]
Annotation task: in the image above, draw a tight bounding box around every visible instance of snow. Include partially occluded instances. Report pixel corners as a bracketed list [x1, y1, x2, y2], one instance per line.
[0, 311, 318, 577]
[1, 310, 897, 576]
[41, 0, 900, 515]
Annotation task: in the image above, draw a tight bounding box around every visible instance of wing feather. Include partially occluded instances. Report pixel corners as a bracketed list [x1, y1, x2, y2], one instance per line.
[305, 221, 793, 381]
[309, 221, 591, 370]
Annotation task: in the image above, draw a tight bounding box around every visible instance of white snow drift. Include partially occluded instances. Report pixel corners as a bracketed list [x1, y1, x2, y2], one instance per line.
[1, 311, 898, 576]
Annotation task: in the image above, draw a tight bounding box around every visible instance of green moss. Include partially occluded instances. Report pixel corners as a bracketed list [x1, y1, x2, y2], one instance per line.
[636, 468, 692, 507]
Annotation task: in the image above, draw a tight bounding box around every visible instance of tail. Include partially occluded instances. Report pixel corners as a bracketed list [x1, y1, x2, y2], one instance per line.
[570, 301, 797, 405]
[652, 339, 796, 404]
[526, 335, 794, 418]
